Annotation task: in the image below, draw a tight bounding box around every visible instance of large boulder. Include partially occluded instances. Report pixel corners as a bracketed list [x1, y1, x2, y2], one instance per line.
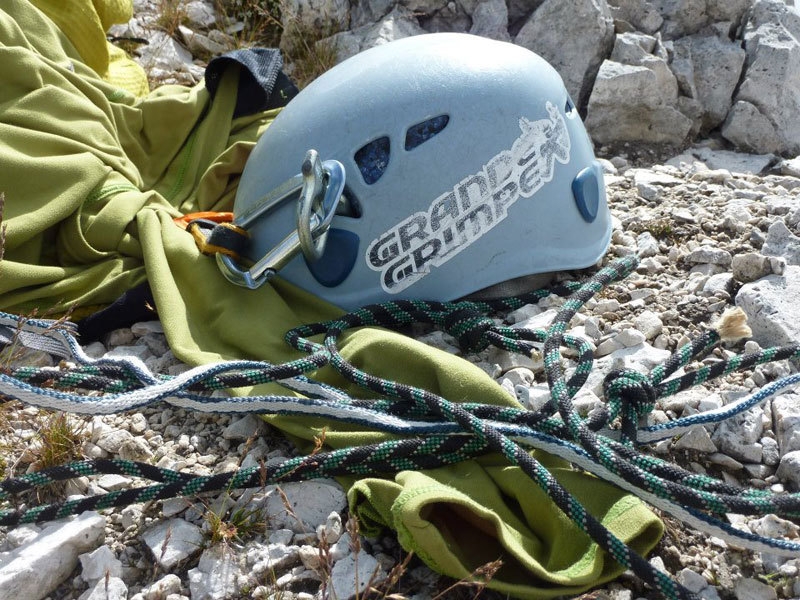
[414, 0, 471, 33]
[514, 0, 615, 110]
[350, 0, 395, 28]
[586, 61, 693, 145]
[324, 6, 426, 63]
[722, 100, 782, 154]
[727, 0, 800, 155]
[280, 0, 351, 53]
[653, 0, 709, 39]
[280, 0, 800, 157]
[670, 34, 746, 132]
[469, 0, 511, 41]
[586, 34, 692, 145]
[507, 0, 545, 25]
[607, 0, 663, 33]
[706, 0, 752, 24]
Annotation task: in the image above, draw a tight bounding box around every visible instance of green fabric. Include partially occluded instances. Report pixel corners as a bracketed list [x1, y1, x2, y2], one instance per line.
[29, 0, 149, 95]
[349, 457, 663, 599]
[0, 0, 275, 313]
[0, 2, 664, 597]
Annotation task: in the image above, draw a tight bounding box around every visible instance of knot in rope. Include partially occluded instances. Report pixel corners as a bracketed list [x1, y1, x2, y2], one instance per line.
[603, 368, 657, 427]
[442, 307, 496, 353]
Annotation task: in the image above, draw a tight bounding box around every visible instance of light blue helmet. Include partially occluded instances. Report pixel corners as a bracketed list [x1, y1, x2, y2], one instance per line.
[221, 33, 611, 309]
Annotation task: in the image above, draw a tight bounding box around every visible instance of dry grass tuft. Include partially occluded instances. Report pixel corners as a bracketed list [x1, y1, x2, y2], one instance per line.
[216, 0, 339, 88]
[156, 0, 189, 36]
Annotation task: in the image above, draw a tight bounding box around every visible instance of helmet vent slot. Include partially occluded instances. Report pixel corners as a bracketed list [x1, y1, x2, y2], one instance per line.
[354, 136, 390, 185]
[404, 115, 450, 151]
[565, 97, 576, 115]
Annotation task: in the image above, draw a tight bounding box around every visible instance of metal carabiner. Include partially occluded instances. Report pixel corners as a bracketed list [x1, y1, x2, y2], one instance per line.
[216, 150, 346, 290]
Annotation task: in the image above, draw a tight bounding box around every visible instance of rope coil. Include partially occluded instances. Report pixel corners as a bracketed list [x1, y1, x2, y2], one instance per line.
[0, 254, 799, 600]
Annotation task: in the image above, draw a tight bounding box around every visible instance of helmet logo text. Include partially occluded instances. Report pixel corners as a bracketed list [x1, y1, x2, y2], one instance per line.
[366, 102, 570, 294]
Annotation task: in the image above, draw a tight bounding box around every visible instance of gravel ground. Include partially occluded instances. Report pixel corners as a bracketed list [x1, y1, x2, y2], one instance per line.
[1, 4, 800, 600]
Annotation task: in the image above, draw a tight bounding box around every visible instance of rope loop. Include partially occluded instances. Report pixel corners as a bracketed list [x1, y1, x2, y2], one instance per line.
[441, 307, 496, 352]
[8, 254, 800, 600]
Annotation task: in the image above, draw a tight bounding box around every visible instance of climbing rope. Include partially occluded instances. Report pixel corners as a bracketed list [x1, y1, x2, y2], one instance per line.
[1, 254, 800, 600]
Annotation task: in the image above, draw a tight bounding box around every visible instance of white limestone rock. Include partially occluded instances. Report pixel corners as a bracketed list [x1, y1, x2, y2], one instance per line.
[78, 577, 128, 600]
[79, 545, 123, 584]
[677, 567, 721, 600]
[734, 577, 778, 600]
[250, 545, 299, 580]
[188, 545, 242, 600]
[469, 0, 511, 41]
[776, 449, 800, 490]
[96, 429, 136, 454]
[222, 414, 264, 440]
[141, 519, 205, 570]
[586, 60, 692, 145]
[779, 155, 800, 177]
[685, 246, 732, 266]
[142, 574, 183, 599]
[636, 231, 660, 258]
[722, 100, 782, 154]
[329, 549, 387, 600]
[750, 513, 800, 539]
[350, 0, 395, 28]
[731, 252, 773, 283]
[762, 219, 800, 265]
[281, 0, 350, 52]
[701, 271, 734, 295]
[673, 426, 718, 453]
[671, 34, 746, 132]
[0, 512, 105, 600]
[184, 0, 218, 29]
[5, 524, 41, 549]
[656, 0, 711, 39]
[734, 0, 800, 155]
[631, 168, 683, 187]
[515, 0, 615, 109]
[318, 511, 344, 544]
[135, 31, 198, 82]
[97, 474, 132, 492]
[607, 0, 663, 33]
[773, 393, 800, 456]
[616, 327, 646, 348]
[324, 7, 426, 63]
[665, 146, 776, 174]
[263, 480, 347, 532]
[711, 407, 764, 463]
[706, 0, 751, 23]
[633, 310, 663, 339]
[736, 266, 800, 346]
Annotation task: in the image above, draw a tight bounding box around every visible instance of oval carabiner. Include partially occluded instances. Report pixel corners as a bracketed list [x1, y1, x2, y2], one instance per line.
[297, 150, 344, 263]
